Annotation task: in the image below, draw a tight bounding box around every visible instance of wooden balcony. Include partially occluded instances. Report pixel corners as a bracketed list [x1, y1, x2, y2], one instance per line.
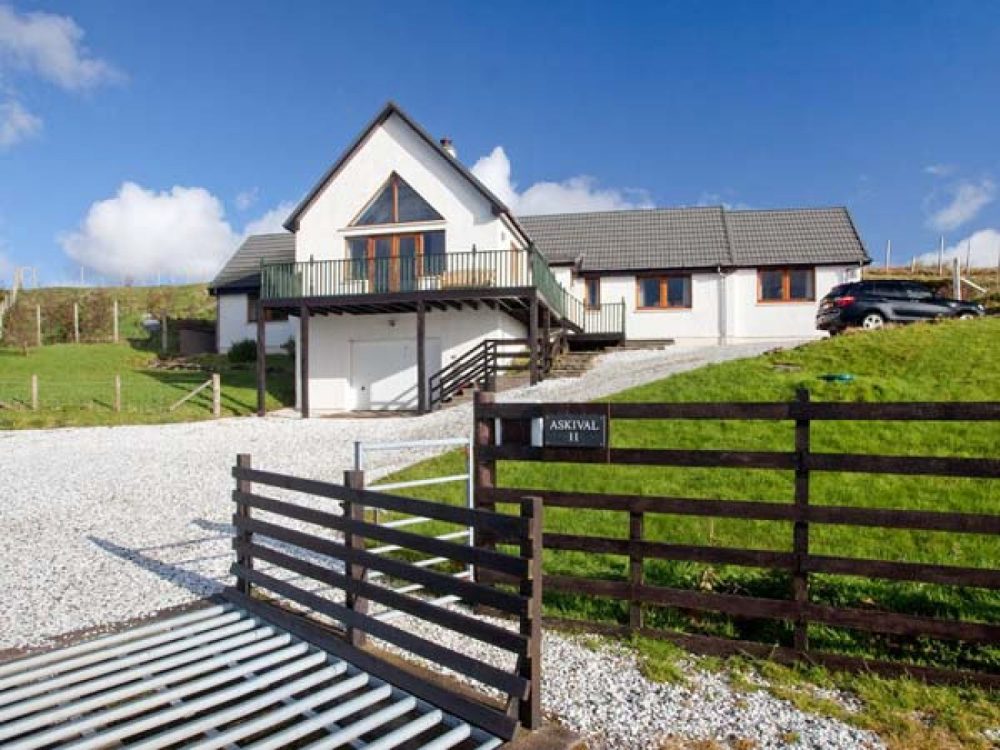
[260, 247, 587, 329]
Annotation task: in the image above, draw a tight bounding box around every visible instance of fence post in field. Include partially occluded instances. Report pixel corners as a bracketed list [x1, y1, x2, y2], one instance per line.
[35, 304, 41, 347]
[792, 387, 811, 651]
[473, 390, 497, 583]
[114, 374, 121, 413]
[629, 509, 645, 630]
[235, 454, 254, 596]
[112, 299, 119, 343]
[343, 469, 368, 647]
[212, 373, 221, 418]
[30, 374, 38, 411]
[518, 495, 544, 730]
[73, 302, 80, 344]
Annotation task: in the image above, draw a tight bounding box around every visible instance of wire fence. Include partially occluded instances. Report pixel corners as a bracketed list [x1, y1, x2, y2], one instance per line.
[0, 373, 222, 415]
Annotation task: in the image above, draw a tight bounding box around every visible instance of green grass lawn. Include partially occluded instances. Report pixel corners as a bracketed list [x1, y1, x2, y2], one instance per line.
[0, 343, 294, 429]
[380, 318, 1000, 674]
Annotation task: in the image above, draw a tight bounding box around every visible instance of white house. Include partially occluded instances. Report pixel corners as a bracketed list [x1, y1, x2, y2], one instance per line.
[209, 101, 869, 416]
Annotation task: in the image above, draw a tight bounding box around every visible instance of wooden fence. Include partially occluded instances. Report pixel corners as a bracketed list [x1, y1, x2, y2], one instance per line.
[226, 455, 543, 740]
[473, 390, 1000, 687]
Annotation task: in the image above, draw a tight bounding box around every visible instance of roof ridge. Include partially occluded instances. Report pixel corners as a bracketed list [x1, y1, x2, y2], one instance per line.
[518, 205, 719, 221]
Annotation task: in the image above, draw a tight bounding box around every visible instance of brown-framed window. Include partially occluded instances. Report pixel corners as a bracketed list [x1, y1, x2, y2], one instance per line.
[585, 276, 601, 309]
[636, 274, 691, 309]
[352, 173, 443, 226]
[757, 268, 815, 302]
[247, 293, 288, 323]
[346, 230, 446, 291]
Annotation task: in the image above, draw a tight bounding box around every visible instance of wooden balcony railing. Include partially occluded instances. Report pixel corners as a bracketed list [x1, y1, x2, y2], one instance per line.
[260, 247, 625, 337]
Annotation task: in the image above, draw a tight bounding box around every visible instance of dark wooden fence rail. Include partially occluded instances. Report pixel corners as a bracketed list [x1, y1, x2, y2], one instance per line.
[473, 390, 1000, 687]
[226, 455, 543, 740]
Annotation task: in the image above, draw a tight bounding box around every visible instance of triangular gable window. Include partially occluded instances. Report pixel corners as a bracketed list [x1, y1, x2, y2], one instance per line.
[353, 173, 444, 226]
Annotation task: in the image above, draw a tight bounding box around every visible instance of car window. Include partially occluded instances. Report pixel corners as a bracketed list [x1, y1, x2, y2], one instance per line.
[905, 284, 933, 300]
[872, 282, 906, 298]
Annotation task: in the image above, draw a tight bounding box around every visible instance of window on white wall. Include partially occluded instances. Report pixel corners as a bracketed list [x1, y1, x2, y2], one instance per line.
[247, 293, 289, 323]
[352, 173, 444, 226]
[758, 268, 815, 302]
[637, 274, 691, 309]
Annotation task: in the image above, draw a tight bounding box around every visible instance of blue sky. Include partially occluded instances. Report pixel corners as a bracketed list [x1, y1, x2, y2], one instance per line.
[1, 0, 999, 286]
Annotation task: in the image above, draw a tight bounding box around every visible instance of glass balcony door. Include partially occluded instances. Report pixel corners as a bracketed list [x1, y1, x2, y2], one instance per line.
[365, 234, 423, 293]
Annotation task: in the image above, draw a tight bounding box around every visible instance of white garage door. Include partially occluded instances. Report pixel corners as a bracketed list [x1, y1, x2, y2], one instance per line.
[351, 339, 441, 410]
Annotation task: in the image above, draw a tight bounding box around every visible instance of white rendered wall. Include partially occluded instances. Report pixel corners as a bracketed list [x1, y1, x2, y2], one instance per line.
[727, 265, 862, 341]
[302, 309, 526, 412]
[217, 293, 296, 353]
[295, 112, 522, 262]
[591, 272, 723, 344]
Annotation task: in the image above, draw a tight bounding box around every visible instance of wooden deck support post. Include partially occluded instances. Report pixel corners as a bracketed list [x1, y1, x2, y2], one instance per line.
[517, 495, 544, 730]
[417, 299, 427, 413]
[343, 469, 368, 647]
[542, 306, 551, 374]
[256, 300, 266, 417]
[792, 387, 811, 651]
[299, 303, 310, 419]
[528, 292, 539, 385]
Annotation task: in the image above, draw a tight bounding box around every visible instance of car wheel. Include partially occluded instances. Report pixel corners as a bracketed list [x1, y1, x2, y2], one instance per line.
[861, 312, 885, 330]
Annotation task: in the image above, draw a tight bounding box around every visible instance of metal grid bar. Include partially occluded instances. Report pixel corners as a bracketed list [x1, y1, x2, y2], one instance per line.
[0, 606, 500, 749]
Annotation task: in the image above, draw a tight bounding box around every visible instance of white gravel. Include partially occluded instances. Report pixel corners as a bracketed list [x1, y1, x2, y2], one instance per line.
[0, 339, 885, 749]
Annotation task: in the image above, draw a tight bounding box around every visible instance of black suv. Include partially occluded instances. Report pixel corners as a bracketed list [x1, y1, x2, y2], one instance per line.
[816, 280, 984, 333]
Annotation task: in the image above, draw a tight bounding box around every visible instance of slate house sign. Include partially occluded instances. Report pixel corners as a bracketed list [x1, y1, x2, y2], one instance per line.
[542, 412, 608, 448]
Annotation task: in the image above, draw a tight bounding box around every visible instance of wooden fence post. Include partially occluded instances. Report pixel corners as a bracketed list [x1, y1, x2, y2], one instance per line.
[212, 373, 221, 418]
[473, 390, 497, 583]
[343, 469, 368, 647]
[629, 510, 645, 630]
[35, 304, 41, 347]
[73, 302, 80, 344]
[30, 374, 38, 411]
[112, 299, 119, 343]
[518, 495, 544, 730]
[114, 374, 121, 413]
[235, 454, 254, 596]
[792, 388, 811, 651]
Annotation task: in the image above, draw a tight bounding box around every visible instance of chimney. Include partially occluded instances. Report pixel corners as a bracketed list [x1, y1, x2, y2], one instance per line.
[439, 137, 457, 159]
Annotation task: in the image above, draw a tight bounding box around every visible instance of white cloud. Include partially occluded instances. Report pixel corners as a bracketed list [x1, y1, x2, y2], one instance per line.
[243, 201, 293, 235]
[470, 146, 652, 215]
[58, 182, 291, 281]
[0, 97, 39, 146]
[914, 228, 1000, 269]
[925, 178, 996, 232]
[234, 188, 259, 212]
[696, 191, 753, 211]
[924, 164, 956, 177]
[0, 5, 121, 91]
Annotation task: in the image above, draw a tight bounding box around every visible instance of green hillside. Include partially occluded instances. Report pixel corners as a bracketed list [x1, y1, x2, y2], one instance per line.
[386, 318, 1000, 668]
[0, 283, 214, 347]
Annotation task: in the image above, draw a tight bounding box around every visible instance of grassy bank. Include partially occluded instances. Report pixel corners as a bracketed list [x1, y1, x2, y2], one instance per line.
[0, 343, 293, 429]
[384, 318, 999, 667]
[1, 283, 213, 347]
[380, 318, 999, 746]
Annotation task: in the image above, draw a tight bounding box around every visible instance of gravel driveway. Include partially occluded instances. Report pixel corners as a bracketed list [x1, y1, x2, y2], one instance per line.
[0, 340, 881, 749]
